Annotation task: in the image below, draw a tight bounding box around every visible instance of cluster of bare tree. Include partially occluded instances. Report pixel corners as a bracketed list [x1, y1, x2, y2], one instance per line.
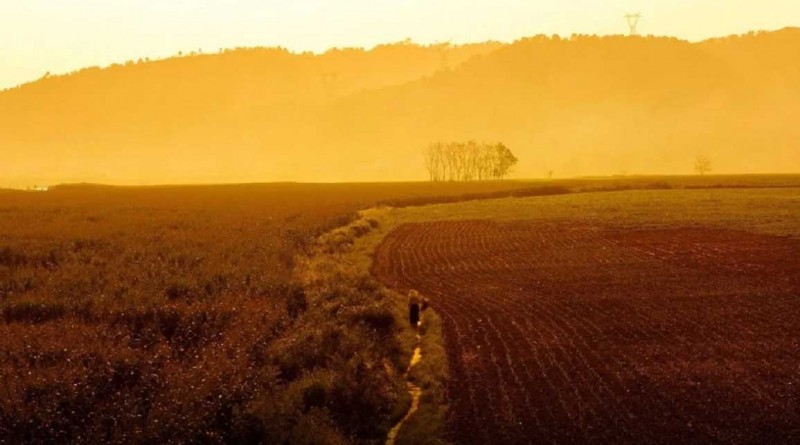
[424, 141, 518, 181]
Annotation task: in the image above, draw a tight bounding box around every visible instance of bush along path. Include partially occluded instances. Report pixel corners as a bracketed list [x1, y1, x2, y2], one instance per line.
[295, 208, 450, 445]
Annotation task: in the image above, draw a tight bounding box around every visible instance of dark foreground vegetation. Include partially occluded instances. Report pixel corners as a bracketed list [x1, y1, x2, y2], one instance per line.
[0, 181, 550, 445]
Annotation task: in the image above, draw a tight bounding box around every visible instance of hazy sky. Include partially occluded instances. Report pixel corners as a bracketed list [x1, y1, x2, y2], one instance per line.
[1, 0, 798, 90]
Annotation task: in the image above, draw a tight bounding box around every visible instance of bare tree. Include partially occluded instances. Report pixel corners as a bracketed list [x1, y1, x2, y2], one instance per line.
[424, 143, 438, 181]
[423, 141, 518, 181]
[443, 143, 456, 181]
[694, 155, 712, 176]
[433, 142, 446, 181]
[493, 143, 518, 179]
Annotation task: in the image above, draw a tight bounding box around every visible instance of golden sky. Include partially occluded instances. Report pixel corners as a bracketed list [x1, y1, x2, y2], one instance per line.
[1, 0, 798, 90]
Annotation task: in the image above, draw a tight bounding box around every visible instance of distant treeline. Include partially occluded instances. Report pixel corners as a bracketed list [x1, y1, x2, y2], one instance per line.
[424, 141, 518, 182]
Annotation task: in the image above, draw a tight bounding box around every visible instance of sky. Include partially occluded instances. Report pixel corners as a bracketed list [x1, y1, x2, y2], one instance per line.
[1, 0, 798, 90]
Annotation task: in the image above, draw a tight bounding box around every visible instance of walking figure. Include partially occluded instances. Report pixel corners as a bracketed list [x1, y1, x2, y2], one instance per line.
[408, 290, 421, 328]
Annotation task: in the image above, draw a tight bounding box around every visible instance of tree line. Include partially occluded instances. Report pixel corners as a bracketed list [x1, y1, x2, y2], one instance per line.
[424, 141, 518, 182]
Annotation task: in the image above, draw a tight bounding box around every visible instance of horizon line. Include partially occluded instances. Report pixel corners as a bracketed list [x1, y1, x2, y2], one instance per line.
[5, 172, 800, 192]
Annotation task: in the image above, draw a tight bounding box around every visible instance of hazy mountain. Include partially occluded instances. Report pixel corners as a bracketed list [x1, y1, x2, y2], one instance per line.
[317, 29, 800, 179]
[1, 30, 798, 186]
[0, 42, 500, 187]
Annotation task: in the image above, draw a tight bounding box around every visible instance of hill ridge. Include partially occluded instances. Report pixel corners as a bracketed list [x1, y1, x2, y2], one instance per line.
[2, 29, 798, 187]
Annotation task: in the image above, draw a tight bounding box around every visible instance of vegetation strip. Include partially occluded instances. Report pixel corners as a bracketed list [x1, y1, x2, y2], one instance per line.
[302, 209, 452, 445]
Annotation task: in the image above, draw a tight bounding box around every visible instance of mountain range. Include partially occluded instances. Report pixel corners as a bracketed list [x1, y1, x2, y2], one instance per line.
[1, 29, 798, 187]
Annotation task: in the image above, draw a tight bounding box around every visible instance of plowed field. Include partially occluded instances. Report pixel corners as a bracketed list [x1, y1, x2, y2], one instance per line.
[373, 220, 800, 445]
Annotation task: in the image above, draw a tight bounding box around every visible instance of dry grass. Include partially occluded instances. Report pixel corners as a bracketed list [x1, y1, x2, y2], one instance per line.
[0, 181, 545, 445]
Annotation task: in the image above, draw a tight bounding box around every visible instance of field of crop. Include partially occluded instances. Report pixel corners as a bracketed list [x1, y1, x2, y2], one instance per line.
[372, 187, 800, 445]
[2, 180, 799, 444]
[0, 181, 557, 445]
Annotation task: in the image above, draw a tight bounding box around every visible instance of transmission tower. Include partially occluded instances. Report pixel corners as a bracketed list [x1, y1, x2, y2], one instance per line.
[624, 13, 642, 36]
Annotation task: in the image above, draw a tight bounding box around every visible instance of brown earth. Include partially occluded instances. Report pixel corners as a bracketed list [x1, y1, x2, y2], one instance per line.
[373, 220, 800, 445]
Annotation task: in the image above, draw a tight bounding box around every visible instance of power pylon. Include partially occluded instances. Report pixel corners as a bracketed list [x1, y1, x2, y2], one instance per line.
[625, 13, 642, 36]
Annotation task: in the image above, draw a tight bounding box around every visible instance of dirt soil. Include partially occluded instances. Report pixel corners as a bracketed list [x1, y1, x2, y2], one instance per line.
[372, 220, 800, 445]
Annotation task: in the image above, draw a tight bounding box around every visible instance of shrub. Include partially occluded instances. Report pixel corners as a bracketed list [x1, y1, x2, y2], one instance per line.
[2, 301, 67, 323]
[0, 246, 27, 267]
[285, 283, 308, 318]
[165, 282, 193, 301]
[351, 303, 395, 337]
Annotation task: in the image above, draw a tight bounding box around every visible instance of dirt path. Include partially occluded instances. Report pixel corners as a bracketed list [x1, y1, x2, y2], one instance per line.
[386, 342, 423, 445]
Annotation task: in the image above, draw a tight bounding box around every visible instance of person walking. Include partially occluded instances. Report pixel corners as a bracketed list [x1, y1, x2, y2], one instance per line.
[408, 290, 421, 328]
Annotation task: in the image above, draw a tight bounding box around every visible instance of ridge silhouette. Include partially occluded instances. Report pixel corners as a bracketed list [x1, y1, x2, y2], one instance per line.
[1, 29, 798, 187]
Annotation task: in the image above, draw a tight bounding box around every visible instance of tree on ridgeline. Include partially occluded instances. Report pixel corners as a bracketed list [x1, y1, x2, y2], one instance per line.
[694, 155, 712, 176]
[424, 141, 518, 181]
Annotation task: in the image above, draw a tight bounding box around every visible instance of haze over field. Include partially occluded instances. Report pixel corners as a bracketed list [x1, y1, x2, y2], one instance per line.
[3, 3, 800, 444]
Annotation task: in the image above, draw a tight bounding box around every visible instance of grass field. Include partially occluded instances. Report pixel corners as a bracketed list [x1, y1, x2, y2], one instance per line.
[388, 187, 800, 235]
[369, 186, 800, 444]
